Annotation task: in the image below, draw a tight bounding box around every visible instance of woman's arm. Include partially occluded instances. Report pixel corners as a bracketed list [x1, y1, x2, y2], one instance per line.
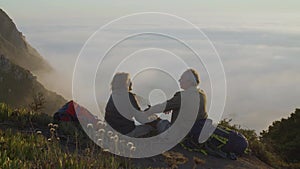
[145, 91, 181, 115]
[129, 93, 158, 124]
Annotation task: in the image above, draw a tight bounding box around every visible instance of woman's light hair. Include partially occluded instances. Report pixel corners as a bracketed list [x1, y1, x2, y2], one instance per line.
[111, 72, 131, 91]
[184, 68, 200, 86]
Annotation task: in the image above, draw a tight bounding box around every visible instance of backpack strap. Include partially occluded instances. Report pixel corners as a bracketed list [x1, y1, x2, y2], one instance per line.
[180, 137, 208, 155]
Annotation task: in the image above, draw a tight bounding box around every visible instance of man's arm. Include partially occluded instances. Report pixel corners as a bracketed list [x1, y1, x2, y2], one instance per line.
[130, 93, 158, 124]
[145, 92, 181, 115]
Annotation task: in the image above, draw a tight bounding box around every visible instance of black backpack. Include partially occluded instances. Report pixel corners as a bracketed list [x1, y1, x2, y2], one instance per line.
[185, 119, 248, 159]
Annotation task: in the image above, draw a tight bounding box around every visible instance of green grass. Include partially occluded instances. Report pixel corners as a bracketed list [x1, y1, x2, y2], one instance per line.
[3, 101, 299, 169]
[0, 103, 50, 128]
[0, 103, 134, 169]
[0, 128, 128, 169]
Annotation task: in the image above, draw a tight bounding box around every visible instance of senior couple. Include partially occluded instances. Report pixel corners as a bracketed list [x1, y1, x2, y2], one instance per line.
[104, 68, 208, 138]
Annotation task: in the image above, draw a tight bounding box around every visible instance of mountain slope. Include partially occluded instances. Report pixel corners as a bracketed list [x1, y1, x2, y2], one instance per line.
[0, 8, 52, 75]
[0, 8, 67, 114]
[0, 53, 66, 114]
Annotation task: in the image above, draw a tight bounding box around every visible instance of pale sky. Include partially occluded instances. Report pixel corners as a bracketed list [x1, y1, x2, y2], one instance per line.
[1, 0, 300, 132]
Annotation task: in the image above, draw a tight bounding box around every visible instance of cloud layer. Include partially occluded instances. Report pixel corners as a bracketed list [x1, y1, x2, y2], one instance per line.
[8, 13, 300, 132]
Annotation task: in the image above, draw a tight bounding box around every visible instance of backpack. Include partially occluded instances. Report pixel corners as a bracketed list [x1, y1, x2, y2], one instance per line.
[183, 119, 248, 160]
[205, 126, 248, 159]
[53, 101, 76, 121]
[53, 100, 98, 125]
[215, 127, 248, 154]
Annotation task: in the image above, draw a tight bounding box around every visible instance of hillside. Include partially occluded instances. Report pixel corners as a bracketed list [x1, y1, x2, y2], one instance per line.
[0, 103, 273, 169]
[0, 8, 66, 115]
[0, 8, 52, 75]
[0, 54, 66, 114]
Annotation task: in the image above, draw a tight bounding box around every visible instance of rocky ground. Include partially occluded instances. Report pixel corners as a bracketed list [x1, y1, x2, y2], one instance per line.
[132, 144, 273, 169]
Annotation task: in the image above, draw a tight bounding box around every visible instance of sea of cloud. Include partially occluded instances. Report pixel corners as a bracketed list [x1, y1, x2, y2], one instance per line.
[18, 20, 300, 132]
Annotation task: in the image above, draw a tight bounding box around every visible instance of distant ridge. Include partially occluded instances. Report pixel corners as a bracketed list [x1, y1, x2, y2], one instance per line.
[0, 8, 52, 75]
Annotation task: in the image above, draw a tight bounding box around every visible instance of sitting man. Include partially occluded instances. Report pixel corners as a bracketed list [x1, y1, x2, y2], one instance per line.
[145, 68, 208, 136]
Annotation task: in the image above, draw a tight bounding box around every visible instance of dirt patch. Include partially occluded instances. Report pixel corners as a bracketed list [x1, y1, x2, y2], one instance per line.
[132, 144, 273, 169]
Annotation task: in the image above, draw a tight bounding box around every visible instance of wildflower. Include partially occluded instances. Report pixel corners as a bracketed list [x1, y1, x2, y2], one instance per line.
[98, 129, 105, 134]
[107, 131, 113, 137]
[113, 135, 119, 142]
[97, 139, 103, 145]
[87, 123, 93, 129]
[53, 124, 59, 128]
[36, 130, 42, 134]
[56, 137, 60, 141]
[97, 121, 103, 126]
[97, 121, 106, 128]
[127, 142, 134, 147]
[130, 146, 136, 152]
[50, 128, 55, 133]
[47, 138, 52, 142]
[48, 123, 53, 128]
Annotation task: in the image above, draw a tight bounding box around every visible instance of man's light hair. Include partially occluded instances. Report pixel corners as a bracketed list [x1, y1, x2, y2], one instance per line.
[111, 72, 130, 91]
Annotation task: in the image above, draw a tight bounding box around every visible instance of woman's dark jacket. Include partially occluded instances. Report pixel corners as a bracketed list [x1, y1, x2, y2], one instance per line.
[105, 92, 141, 135]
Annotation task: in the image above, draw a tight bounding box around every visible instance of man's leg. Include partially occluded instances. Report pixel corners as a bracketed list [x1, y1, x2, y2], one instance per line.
[126, 125, 154, 137]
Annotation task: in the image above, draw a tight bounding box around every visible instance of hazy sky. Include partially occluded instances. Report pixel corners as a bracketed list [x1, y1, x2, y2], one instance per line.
[1, 0, 300, 132]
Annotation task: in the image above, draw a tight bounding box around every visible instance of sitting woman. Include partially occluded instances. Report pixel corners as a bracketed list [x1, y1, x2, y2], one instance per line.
[104, 72, 157, 137]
